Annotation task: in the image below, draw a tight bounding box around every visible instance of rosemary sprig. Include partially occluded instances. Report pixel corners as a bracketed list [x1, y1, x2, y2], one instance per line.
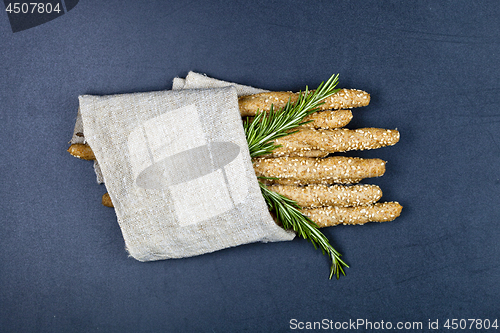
[259, 182, 348, 279]
[244, 74, 349, 279]
[244, 74, 340, 158]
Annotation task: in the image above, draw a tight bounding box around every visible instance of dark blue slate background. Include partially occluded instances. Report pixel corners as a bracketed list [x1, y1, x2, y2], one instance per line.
[1, 1, 499, 332]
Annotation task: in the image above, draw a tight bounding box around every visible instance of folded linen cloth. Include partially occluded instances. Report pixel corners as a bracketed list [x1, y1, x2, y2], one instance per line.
[172, 71, 268, 95]
[76, 76, 294, 261]
[71, 72, 268, 183]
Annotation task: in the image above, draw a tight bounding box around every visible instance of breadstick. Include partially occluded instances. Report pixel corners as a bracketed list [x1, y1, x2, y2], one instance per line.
[270, 128, 400, 158]
[253, 156, 386, 185]
[246, 109, 353, 130]
[302, 202, 402, 227]
[268, 184, 382, 208]
[238, 89, 370, 116]
[300, 109, 353, 129]
[67, 110, 356, 161]
[322, 88, 371, 110]
[66, 142, 330, 161]
[289, 150, 329, 158]
[67, 143, 95, 160]
[102, 192, 113, 207]
[102, 190, 402, 225]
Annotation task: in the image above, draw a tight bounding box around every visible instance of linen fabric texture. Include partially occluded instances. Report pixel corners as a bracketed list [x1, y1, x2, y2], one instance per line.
[71, 72, 268, 183]
[78, 82, 294, 261]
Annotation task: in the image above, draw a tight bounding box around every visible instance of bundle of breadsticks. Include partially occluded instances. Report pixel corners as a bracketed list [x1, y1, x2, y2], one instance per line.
[68, 80, 402, 228]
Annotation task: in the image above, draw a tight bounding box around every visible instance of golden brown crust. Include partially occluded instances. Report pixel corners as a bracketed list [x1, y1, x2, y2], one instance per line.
[67, 143, 95, 160]
[238, 89, 370, 116]
[66, 142, 329, 160]
[102, 192, 113, 207]
[253, 156, 386, 185]
[69, 127, 399, 160]
[268, 184, 383, 208]
[239, 92, 297, 116]
[101, 191, 401, 224]
[269, 128, 400, 157]
[302, 202, 402, 227]
[321, 88, 370, 110]
[285, 150, 329, 158]
[300, 109, 353, 129]
[246, 109, 353, 131]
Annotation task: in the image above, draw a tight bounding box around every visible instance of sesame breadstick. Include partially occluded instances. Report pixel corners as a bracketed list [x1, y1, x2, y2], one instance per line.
[68, 143, 95, 160]
[246, 109, 353, 130]
[102, 193, 403, 226]
[102, 192, 113, 207]
[302, 202, 402, 227]
[238, 89, 370, 117]
[268, 184, 383, 208]
[66, 142, 330, 160]
[323, 88, 370, 110]
[289, 150, 329, 158]
[67, 109, 355, 161]
[68, 109, 353, 161]
[68, 140, 389, 181]
[270, 128, 400, 158]
[253, 156, 386, 185]
[300, 109, 353, 130]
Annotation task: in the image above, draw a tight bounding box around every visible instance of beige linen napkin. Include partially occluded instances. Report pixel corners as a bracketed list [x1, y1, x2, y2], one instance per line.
[77, 83, 294, 261]
[71, 72, 269, 183]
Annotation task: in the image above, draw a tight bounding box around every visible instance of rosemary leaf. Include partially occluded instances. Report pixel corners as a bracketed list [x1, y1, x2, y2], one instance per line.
[259, 182, 349, 279]
[244, 74, 340, 159]
[245, 74, 349, 279]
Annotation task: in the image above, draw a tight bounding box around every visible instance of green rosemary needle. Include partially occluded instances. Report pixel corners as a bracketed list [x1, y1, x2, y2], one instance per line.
[244, 74, 349, 279]
[259, 182, 348, 279]
[245, 74, 340, 158]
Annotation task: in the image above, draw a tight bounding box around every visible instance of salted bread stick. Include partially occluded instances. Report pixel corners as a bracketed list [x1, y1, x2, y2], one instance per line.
[289, 150, 329, 158]
[102, 192, 113, 207]
[253, 156, 386, 185]
[68, 126, 398, 161]
[238, 89, 370, 116]
[100, 193, 403, 226]
[270, 128, 400, 158]
[239, 92, 294, 116]
[246, 109, 353, 130]
[322, 89, 371, 110]
[67, 110, 357, 161]
[68, 141, 389, 184]
[67, 143, 330, 160]
[269, 184, 382, 208]
[300, 110, 353, 129]
[68, 143, 95, 160]
[302, 202, 402, 227]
